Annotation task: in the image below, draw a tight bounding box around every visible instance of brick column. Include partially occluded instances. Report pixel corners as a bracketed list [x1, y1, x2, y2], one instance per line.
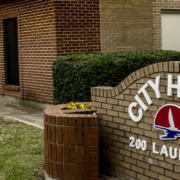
[44, 103, 99, 180]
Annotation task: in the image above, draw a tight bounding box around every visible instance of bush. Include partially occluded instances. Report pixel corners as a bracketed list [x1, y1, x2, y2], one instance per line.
[52, 50, 180, 104]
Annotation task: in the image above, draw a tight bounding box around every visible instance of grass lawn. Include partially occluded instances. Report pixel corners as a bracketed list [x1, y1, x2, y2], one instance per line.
[0, 118, 44, 180]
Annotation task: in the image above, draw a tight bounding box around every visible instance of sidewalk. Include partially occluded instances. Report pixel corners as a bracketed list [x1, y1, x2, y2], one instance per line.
[0, 103, 44, 129]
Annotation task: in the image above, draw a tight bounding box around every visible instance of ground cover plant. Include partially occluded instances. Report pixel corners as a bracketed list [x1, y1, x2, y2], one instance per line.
[52, 50, 180, 104]
[0, 118, 44, 180]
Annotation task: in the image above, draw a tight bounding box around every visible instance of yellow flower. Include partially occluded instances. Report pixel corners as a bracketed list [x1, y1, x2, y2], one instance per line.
[68, 102, 92, 109]
[84, 103, 92, 109]
[79, 104, 84, 108]
[86, 103, 91, 106]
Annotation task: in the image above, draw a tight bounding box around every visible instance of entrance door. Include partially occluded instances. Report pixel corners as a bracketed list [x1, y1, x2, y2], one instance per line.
[3, 17, 19, 86]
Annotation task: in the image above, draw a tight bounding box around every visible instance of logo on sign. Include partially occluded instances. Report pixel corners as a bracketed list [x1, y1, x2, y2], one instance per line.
[154, 104, 180, 140]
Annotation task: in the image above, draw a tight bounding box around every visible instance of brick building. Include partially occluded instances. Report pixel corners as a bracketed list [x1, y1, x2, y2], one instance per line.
[0, 0, 180, 104]
[0, 0, 101, 104]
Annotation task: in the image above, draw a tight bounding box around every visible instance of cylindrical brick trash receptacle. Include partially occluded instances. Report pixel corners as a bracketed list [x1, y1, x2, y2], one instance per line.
[44, 103, 99, 180]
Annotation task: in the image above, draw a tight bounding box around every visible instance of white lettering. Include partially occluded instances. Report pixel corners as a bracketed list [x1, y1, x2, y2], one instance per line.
[138, 83, 152, 105]
[147, 75, 161, 99]
[128, 102, 143, 122]
[129, 137, 147, 151]
[135, 139, 141, 149]
[167, 74, 180, 97]
[153, 143, 159, 154]
[160, 145, 169, 157]
[141, 140, 147, 151]
[130, 139, 180, 160]
[129, 137, 135, 147]
[169, 147, 177, 159]
[128, 74, 180, 122]
[135, 95, 148, 111]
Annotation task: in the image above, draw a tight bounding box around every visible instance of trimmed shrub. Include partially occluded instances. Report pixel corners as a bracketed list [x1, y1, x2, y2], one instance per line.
[52, 50, 180, 104]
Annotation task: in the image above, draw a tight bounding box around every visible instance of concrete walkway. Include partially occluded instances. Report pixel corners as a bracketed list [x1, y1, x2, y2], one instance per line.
[0, 103, 44, 129]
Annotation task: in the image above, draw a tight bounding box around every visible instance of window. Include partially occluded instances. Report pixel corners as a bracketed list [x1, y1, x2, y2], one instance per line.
[161, 11, 180, 51]
[3, 17, 19, 86]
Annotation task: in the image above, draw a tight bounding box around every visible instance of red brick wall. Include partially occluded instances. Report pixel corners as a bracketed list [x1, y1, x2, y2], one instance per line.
[0, 0, 57, 104]
[55, 0, 101, 56]
[0, 0, 101, 104]
[44, 103, 99, 180]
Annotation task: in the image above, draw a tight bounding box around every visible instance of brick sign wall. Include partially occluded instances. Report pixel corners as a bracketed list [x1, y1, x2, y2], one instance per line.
[91, 62, 180, 180]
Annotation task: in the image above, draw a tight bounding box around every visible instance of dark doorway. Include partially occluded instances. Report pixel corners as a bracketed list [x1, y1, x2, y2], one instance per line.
[3, 17, 19, 86]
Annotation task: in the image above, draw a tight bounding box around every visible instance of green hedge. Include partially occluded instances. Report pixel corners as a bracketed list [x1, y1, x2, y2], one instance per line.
[52, 50, 180, 104]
